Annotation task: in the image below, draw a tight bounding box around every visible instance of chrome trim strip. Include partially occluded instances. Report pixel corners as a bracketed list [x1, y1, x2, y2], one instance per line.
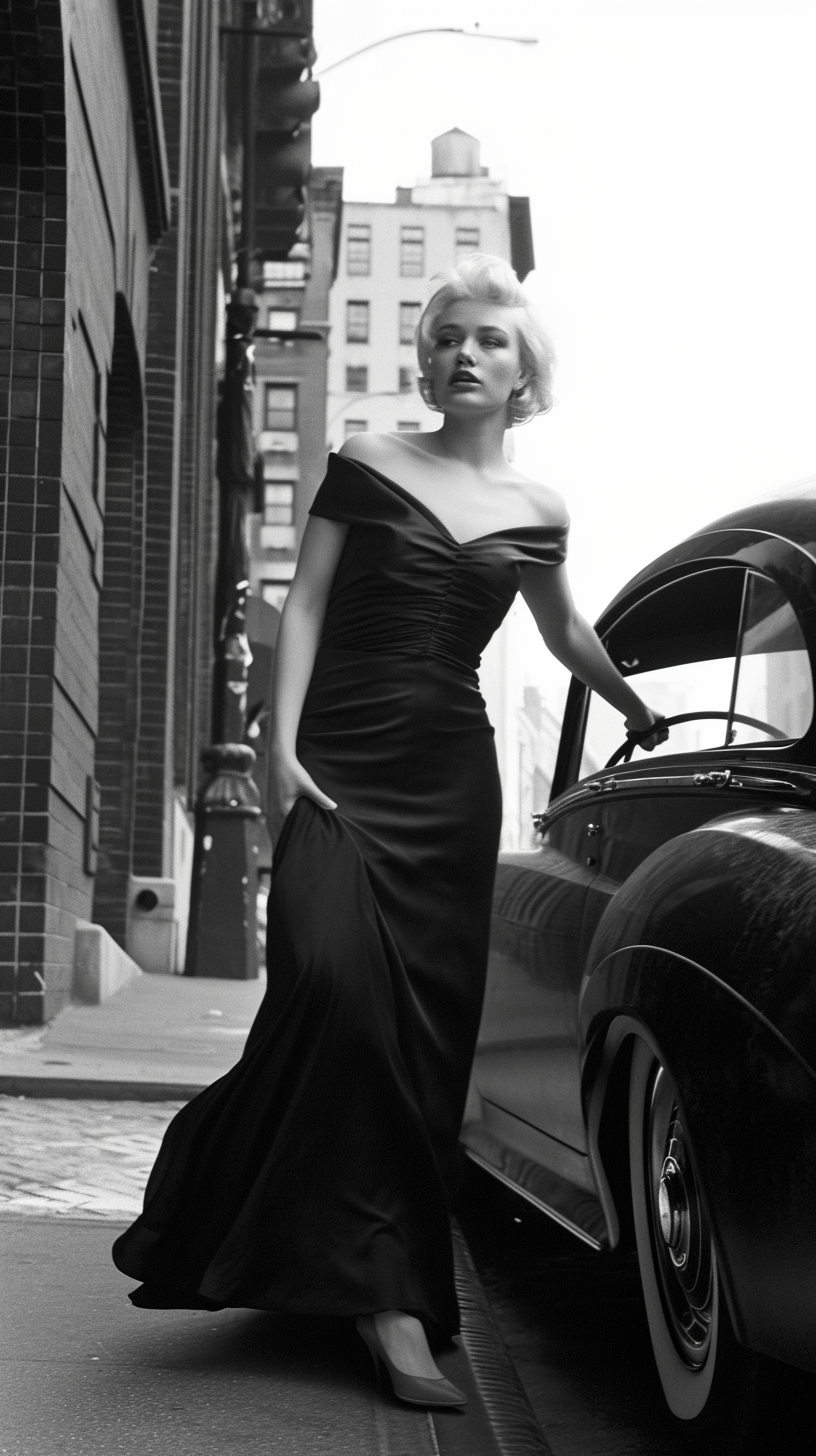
[463, 1148, 604, 1251]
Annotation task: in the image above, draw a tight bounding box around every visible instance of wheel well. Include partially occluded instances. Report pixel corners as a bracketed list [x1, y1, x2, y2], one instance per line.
[596, 1033, 636, 1252]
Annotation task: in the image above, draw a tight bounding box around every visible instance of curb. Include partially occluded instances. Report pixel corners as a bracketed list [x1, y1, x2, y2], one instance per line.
[428, 1222, 555, 1456]
[0, 1075, 204, 1101]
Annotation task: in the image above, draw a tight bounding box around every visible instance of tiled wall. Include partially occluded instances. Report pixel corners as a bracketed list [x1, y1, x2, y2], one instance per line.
[0, 0, 222, 1023]
[0, 1, 70, 1023]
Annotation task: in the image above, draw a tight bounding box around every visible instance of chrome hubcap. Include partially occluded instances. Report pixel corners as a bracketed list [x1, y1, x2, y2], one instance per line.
[658, 1156, 690, 1266]
[647, 1066, 714, 1368]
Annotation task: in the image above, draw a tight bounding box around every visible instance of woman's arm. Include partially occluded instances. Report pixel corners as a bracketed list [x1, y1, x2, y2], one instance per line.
[267, 514, 349, 828]
[520, 562, 665, 739]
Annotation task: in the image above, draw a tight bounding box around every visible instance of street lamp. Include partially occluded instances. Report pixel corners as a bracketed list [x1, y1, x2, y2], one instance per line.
[185, 0, 319, 980]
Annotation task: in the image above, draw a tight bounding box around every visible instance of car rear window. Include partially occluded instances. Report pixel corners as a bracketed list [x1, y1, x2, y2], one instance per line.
[579, 567, 813, 774]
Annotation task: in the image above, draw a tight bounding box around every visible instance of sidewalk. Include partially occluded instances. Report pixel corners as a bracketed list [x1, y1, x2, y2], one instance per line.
[0, 975, 554, 1454]
[0, 972, 267, 1099]
[0, 1214, 441, 1456]
[0, 1210, 549, 1456]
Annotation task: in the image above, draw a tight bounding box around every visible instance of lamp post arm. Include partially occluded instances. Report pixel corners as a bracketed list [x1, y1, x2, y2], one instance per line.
[315, 28, 537, 78]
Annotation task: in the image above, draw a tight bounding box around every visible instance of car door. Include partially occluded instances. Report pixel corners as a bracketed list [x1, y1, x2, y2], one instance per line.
[473, 790, 604, 1156]
[475, 560, 814, 1159]
[581, 564, 815, 952]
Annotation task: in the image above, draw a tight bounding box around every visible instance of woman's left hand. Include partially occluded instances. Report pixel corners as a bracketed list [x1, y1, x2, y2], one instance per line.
[624, 706, 669, 752]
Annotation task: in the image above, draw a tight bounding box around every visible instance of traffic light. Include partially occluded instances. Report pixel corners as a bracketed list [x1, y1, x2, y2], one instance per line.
[253, 30, 320, 258]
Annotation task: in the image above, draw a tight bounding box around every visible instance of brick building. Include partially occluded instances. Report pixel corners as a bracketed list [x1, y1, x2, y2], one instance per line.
[0, 0, 222, 1023]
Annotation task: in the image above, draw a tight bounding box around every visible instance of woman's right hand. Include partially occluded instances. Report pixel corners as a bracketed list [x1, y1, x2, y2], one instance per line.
[624, 705, 669, 752]
[267, 747, 337, 836]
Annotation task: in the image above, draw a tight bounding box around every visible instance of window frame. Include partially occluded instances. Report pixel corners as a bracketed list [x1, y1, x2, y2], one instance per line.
[345, 300, 370, 344]
[267, 308, 299, 333]
[455, 225, 480, 260]
[264, 383, 297, 432]
[345, 364, 369, 394]
[262, 481, 294, 526]
[347, 223, 371, 276]
[399, 301, 421, 346]
[399, 226, 425, 278]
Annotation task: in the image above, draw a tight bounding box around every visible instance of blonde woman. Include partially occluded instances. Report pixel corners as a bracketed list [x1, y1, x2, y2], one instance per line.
[114, 256, 663, 1408]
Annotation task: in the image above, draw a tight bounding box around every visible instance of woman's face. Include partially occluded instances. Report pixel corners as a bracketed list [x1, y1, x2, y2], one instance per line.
[426, 300, 525, 418]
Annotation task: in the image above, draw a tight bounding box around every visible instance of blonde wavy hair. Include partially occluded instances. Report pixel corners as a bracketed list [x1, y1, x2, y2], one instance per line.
[416, 254, 556, 425]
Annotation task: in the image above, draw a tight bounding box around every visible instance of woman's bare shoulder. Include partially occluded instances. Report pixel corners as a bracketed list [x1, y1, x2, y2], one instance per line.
[337, 431, 438, 471]
[512, 472, 569, 530]
[338, 432, 402, 465]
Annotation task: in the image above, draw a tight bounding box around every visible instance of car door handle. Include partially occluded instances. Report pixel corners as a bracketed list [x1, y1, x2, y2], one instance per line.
[586, 822, 601, 835]
[693, 770, 732, 788]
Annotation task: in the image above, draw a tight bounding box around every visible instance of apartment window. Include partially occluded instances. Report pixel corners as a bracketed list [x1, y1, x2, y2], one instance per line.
[347, 223, 371, 276]
[267, 308, 298, 332]
[263, 482, 294, 526]
[263, 260, 306, 285]
[264, 384, 296, 431]
[399, 301, 421, 345]
[344, 419, 368, 437]
[400, 226, 425, 277]
[398, 366, 413, 394]
[455, 226, 480, 260]
[346, 365, 368, 393]
[397, 421, 420, 431]
[346, 300, 370, 343]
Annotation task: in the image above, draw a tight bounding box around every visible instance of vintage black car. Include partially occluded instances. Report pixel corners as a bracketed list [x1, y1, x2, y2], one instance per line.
[463, 486, 816, 1448]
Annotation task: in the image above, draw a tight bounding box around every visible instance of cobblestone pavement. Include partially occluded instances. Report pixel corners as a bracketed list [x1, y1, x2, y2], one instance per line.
[0, 1095, 180, 1218]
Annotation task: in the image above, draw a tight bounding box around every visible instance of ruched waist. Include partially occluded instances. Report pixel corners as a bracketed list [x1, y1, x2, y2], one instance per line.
[314, 637, 481, 682]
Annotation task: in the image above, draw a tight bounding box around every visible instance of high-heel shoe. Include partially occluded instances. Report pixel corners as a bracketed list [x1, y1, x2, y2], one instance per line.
[356, 1315, 467, 1409]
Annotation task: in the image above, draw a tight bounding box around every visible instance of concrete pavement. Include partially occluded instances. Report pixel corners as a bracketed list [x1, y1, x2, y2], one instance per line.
[0, 970, 554, 1454]
[1, 1214, 443, 1456]
[0, 973, 266, 1099]
[1, 1203, 549, 1456]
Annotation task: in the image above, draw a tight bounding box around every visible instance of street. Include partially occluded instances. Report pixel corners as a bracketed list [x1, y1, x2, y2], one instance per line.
[456, 1161, 814, 1456]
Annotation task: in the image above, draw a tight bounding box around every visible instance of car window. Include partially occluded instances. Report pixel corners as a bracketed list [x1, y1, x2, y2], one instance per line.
[730, 572, 813, 744]
[578, 567, 812, 776]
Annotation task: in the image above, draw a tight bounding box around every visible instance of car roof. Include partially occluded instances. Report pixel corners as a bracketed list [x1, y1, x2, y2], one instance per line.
[690, 477, 816, 550]
[600, 479, 816, 626]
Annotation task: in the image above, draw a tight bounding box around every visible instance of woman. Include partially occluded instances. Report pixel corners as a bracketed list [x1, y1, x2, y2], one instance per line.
[113, 255, 663, 1409]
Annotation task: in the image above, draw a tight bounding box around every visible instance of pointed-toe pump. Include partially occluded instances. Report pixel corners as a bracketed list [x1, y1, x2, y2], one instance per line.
[356, 1315, 467, 1409]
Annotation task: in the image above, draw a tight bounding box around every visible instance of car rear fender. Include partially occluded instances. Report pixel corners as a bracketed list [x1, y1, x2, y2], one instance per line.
[585, 805, 816, 1071]
[581, 953, 816, 1373]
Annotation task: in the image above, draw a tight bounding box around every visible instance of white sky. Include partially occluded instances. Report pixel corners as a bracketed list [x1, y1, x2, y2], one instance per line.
[311, 0, 816, 621]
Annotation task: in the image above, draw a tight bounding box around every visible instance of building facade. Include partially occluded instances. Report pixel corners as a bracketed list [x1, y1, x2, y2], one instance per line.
[0, 0, 222, 1023]
[326, 129, 533, 449]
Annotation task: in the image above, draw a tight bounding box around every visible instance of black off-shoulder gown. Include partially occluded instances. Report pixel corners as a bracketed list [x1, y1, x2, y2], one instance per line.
[113, 454, 568, 1336]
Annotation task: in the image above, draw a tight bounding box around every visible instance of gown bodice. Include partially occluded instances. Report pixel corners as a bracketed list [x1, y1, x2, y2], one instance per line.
[309, 454, 569, 675]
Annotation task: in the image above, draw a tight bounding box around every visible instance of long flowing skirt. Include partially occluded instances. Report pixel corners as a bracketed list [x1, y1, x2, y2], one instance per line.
[112, 648, 502, 1335]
